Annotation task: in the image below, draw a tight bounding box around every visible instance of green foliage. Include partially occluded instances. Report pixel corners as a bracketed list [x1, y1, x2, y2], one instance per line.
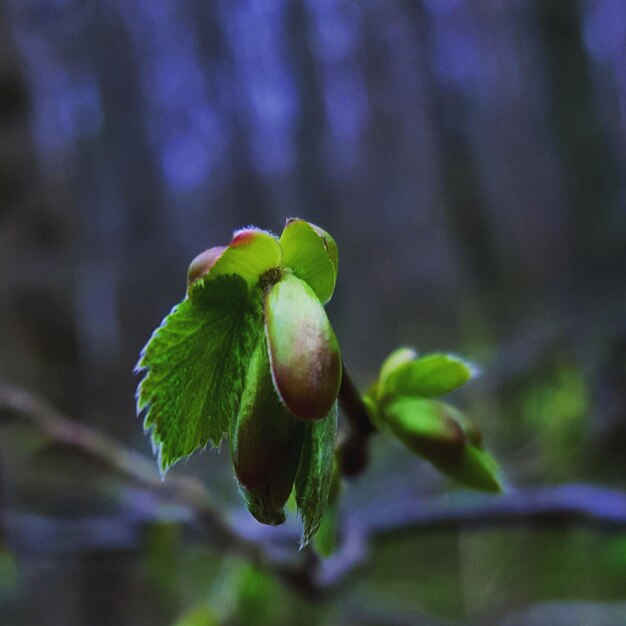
[378, 347, 418, 389]
[313, 502, 339, 557]
[312, 459, 341, 556]
[380, 353, 473, 399]
[137, 219, 344, 543]
[369, 348, 502, 492]
[445, 445, 502, 492]
[294, 403, 338, 545]
[195, 228, 282, 289]
[136, 218, 501, 546]
[136, 274, 262, 474]
[279, 218, 338, 303]
[313, 504, 339, 557]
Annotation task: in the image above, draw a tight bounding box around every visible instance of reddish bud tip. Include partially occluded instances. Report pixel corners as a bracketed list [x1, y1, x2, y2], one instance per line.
[187, 246, 226, 289]
[230, 229, 257, 247]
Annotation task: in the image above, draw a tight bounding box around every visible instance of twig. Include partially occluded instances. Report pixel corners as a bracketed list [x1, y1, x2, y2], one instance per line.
[336, 361, 376, 478]
[362, 484, 626, 538]
[3, 382, 626, 597]
[0, 382, 322, 596]
[337, 363, 375, 437]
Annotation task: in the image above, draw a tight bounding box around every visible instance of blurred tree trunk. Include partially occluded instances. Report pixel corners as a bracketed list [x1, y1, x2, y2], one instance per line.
[0, 0, 25, 547]
[592, 329, 626, 469]
[284, 0, 336, 225]
[73, 2, 163, 372]
[0, 0, 30, 219]
[536, 0, 620, 290]
[195, 2, 274, 228]
[403, 0, 503, 301]
[0, 0, 81, 411]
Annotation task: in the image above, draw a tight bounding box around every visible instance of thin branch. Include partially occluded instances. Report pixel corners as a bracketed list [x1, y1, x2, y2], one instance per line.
[336, 361, 376, 478]
[3, 382, 626, 597]
[0, 382, 320, 596]
[362, 484, 626, 539]
[337, 363, 375, 437]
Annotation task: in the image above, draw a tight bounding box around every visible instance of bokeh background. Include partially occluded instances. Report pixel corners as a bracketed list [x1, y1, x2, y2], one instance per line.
[1, 0, 626, 624]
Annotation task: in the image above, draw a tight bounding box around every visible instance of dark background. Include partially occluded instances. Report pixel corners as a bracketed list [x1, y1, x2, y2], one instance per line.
[1, 1, 626, 624]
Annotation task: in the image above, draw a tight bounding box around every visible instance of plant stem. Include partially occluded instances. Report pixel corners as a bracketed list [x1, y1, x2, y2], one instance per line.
[336, 361, 376, 478]
[337, 362, 376, 436]
[0, 382, 318, 595]
[3, 382, 626, 598]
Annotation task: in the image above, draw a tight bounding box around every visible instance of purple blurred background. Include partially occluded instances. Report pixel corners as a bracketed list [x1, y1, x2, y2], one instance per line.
[1, 1, 626, 624]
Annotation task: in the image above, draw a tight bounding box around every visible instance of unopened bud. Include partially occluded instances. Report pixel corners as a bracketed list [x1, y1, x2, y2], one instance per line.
[383, 397, 467, 467]
[265, 273, 341, 420]
[187, 246, 226, 290]
[231, 338, 305, 523]
[239, 424, 304, 525]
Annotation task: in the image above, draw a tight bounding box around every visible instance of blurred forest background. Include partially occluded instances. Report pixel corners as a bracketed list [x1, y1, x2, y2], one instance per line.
[1, 0, 626, 624]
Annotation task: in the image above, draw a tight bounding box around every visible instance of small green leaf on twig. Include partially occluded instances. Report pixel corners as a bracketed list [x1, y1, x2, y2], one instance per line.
[280, 218, 339, 304]
[444, 445, 503, 493]
[381, 353, 474, 399]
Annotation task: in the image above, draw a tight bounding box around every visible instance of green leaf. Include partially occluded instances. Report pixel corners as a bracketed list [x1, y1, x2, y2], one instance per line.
[382, 353, 473, 399]
[378, 347, 418, 389]
[313, 502, 339, 557]
[295, 402, 338, 546]
[279, 218, 338, 304]
[309, 221, 339, 270]
[190, 228, 282, 294]
[383, 397, 467, 467]
[443, 445, 503, 493]
[136, 275, 262, 474]
[265, 273, 341, 421]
